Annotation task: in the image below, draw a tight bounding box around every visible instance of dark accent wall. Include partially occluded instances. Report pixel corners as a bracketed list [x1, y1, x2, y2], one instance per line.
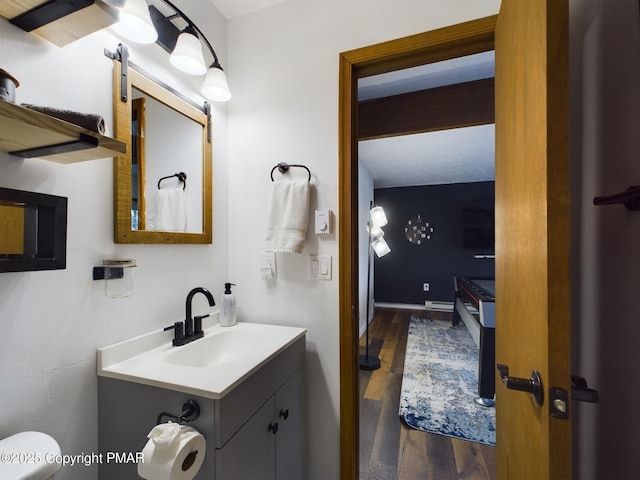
[374, 181, 495, 304]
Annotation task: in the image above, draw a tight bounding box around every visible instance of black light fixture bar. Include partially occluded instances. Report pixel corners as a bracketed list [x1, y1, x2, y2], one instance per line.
[153, 0, 224, 69]
[148, 5, 180, 54]
[9, 0, 94, 32]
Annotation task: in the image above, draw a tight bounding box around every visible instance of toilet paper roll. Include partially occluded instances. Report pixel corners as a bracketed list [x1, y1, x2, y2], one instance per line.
[138, 427, 206, 480]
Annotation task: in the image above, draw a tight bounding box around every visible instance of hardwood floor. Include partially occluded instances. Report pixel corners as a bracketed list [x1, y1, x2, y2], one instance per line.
[359, 308, 496, 479]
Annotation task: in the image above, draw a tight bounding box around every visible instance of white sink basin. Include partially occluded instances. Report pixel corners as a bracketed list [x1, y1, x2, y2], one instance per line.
[97, 315, 306, 399]
[164, 330, 265, 368]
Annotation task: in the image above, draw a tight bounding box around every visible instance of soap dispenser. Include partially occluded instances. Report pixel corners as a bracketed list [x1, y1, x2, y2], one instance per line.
[220, 283, 237, 327]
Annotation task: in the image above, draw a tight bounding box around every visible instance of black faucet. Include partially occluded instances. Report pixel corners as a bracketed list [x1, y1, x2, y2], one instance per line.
[164, 287, 216, 346]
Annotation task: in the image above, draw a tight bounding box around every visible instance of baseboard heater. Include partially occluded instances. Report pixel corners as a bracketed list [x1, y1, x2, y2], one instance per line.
[374, 301, 454, 312]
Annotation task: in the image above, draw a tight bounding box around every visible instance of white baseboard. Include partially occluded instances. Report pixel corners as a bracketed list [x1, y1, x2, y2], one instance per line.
[360, 301, 455, 337]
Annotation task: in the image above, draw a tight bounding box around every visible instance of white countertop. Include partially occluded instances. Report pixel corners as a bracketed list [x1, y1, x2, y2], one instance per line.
[97, 315, 306, 399]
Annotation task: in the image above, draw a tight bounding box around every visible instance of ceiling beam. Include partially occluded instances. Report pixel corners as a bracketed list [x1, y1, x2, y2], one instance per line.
[358, 77, 494, 140]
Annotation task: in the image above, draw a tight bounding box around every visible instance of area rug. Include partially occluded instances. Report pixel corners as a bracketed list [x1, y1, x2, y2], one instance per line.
[398, 316, 496, 445]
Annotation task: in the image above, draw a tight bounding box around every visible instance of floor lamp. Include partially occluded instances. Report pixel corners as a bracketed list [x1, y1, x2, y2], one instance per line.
[360, 203, 391, 371]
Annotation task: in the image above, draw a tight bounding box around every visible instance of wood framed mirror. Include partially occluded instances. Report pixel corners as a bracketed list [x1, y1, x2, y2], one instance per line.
[112, 53, 212, 244]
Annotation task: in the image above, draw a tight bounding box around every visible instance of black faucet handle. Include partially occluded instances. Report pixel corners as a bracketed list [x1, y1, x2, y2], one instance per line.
[164, 321, 185, 343]
[193, 314, 210, 334]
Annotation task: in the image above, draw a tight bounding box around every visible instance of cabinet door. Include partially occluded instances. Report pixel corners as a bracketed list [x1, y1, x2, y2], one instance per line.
[275, 369, 303, 480]
[215, 397, 276, 480]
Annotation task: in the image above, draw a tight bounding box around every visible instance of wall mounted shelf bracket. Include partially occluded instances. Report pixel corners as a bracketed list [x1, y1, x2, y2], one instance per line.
[10, 133, 99, 158]
[593, 186, 640, 211]
[9, 0, 94, 32]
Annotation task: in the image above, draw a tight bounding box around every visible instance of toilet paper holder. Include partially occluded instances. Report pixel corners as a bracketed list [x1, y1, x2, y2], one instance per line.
[156, 400, 200, 425]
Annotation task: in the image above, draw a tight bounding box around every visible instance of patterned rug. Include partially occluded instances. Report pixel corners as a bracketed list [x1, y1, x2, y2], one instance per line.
[398, 316, 496, 445]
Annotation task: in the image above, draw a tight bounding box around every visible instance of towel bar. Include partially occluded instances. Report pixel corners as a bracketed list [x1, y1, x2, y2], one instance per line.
[158, 172, 187, 190]
[270, 162, 311, 182]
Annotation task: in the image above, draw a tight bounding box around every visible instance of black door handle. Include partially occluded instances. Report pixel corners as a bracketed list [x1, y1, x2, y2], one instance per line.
[496, 364, 544, 406]
[571, 375, 599, 403]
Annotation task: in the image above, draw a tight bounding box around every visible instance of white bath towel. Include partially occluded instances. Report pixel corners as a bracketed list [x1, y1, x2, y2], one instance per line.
[264, 180, 310, 253]
[155, 188, 187, 232]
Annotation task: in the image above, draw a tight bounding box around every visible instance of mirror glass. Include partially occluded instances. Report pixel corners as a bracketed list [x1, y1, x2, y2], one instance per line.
[113, 59, 212, 244]
[131, 87, 203, 233]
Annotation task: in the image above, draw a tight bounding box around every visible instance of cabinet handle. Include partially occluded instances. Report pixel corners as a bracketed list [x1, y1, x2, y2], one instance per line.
[268, 422, 279, 435]
[279, 409, 289, 420]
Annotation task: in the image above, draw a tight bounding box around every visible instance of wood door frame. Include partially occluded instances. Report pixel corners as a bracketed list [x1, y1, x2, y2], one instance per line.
[338, 16, 498, 478]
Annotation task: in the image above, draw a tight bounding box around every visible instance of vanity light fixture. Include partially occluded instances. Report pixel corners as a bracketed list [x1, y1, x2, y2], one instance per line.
[170, 25, 207, 75]
[112, 0, 157, 44]
[112, 0, 231, 102]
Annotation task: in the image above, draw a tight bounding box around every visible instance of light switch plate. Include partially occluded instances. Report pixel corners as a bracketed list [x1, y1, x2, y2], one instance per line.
[308, 254, 332, 280]
[261, 252, 276, 280]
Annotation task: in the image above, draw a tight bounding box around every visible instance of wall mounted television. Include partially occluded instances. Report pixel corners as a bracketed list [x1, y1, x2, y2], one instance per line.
[0, 188, 68, 273]
[462, 205, 495, 250]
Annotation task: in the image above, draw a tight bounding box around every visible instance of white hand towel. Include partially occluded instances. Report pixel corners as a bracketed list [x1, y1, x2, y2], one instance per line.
[264, 180, 310, 254]
[156, 188, 187, 232]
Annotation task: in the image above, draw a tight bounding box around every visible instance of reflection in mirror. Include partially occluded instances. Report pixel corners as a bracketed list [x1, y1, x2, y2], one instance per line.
[131, 88, 203, 233]
[113, 55, 212, 244]
[0, 188, 67, 273]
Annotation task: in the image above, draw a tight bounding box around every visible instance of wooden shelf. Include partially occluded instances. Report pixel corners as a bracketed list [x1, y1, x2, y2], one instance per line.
[0, 0, 118, 47]
[0, 101, 126, 164]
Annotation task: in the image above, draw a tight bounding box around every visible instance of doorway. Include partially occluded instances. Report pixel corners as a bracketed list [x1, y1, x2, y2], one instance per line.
[338, 16, 498, 478]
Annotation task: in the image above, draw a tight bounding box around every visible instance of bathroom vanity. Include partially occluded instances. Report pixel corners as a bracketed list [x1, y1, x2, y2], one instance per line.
[97, 319, 306, 479]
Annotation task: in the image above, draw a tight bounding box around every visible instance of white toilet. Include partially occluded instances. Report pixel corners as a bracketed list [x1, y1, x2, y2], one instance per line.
[0, 431, 61, 479]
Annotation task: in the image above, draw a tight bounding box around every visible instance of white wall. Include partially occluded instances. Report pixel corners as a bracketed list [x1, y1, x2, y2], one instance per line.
[570, 0, 640, 478]
[0, 1, 229, 478]
[225, 1, 500, 478]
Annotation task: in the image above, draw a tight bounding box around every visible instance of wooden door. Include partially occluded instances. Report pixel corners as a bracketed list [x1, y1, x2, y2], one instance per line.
[495, 0, 571, 478]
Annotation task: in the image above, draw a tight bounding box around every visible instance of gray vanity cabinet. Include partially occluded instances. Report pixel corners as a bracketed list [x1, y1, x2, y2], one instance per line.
[215, 368, 303, 479]
[98, 335, 305, 479]
[274, 370, 304, 479]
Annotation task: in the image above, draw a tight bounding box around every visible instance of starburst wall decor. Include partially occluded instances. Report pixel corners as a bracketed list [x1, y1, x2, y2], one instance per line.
[403, 214, 434, 245]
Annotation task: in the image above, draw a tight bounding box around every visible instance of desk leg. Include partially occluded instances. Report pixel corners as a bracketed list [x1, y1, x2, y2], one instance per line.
[475, 325, 496, 407]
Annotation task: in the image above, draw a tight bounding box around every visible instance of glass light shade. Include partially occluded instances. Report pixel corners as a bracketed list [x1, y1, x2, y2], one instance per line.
[170, 30, 207, 75]
[371, 237, 391, 258]
[201, 66, 232, 102]
[366, 223, 384, 241]
[112, 0, 157, 44]
[370, 205, 388, 228]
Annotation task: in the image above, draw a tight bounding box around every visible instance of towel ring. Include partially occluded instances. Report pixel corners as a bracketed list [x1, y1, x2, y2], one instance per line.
[158, 172, 187, 190]
[270, 162, 311, 182]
